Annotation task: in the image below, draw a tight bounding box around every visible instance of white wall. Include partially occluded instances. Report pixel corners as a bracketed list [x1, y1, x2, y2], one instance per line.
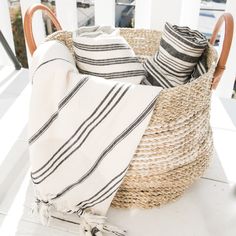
[180, 0, 201, 29]
[149, 0, 201, 30]
[95, 0, 115, 26]
[150, 0, 181, 30]
[135, 0, 152, 29]
[56, 0, 77, 31]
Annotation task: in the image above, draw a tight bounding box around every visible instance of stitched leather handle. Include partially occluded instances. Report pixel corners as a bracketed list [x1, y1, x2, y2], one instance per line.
[210, 13, 234, 89]
[24, 4, 62, 55]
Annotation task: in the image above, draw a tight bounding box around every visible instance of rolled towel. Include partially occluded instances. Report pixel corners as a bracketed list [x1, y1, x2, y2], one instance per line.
[144, 22, 208, 88]
[191, 52, 208, 80]
[72, 25, 146, 84]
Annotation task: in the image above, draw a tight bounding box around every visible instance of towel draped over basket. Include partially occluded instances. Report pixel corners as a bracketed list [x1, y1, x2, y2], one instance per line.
[28, 40, 162, 234]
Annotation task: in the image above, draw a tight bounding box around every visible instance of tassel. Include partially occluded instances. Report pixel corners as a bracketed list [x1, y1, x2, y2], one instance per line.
[79, 215, 92, 236]
[99, 224, 127, 236]
[32, 199, 126, 236]
[31, 199, 40, 214]
[39, 202, 52, 226]
[32, 198, 53, 226]
[77, 211, 127, 236]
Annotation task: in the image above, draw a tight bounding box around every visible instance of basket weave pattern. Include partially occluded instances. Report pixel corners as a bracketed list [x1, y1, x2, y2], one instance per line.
[45, 28, 217, 208]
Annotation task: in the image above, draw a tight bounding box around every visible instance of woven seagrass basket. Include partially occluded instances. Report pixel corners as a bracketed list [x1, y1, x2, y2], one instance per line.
[24, 4, 233, 208]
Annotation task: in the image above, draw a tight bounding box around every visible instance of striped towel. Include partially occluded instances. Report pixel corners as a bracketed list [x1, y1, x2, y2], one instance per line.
[28, 40, 162, 235]
[190, 53, 208, 80]
[144, 22, 208, 88]
[72, 25, 146, 84]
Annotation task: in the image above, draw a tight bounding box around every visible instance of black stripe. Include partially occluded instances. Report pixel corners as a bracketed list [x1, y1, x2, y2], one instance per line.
[31, 83, 121, 175]
[144, 63, 168, 88]
[155, 68, 184, 85]
[74, 47, 130, 52]
[32, 85, 130, 183]
[51, 216, 80, 226]
[79, 68, 146, 79]
[160, 39, 200, 63]
[174, 26, 207, 44]
[144, 60, 173, 88]
[74, 53, 139, 66]
[29, 77, 89, 145]
[199, 61, 207, 74]
[32, 85, 131, 184]
[164, 26, 207, 49]
[59, 78, 89, 110]
[147, 58, 184, 87]
[76, 166, 128, 208]
[73, 42, 130, 48]
[103, 227, 126, 236]
[158, 53, 193, 73]
[81, 185, 121, 215]
[144, 75, 162, 87]
[80, 175, 124, 212]
[153, 57, 191, 78]
[31, 58, 75, 84]
[165, 23, 207, 49]
[52, 96, 157, 199]
[158, 52, 192, 70]
[163, 30, 204, 54]
[155, 55, 193, 73]
[31, 83, 119, 175]
[73, 42, 130, 51]
[197, 64, 203, 75]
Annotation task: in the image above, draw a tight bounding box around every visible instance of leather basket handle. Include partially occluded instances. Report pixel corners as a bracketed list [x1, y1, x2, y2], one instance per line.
[24, 3, 62, 55]
[210, 13, 234, 89]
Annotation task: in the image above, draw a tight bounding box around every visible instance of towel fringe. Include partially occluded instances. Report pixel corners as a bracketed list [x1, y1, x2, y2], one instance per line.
[80, 211, 126, 236]
[32, 199, 53, 226]
[32, 199, 126, 236]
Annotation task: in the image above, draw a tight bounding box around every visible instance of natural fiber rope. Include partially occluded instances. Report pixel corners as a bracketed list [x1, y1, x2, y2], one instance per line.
[44, 28, 217, 209]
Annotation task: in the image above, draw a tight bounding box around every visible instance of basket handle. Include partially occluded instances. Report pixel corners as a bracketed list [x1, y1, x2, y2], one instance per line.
[210, 13, 234, 89]
[24, 3, 62, 55]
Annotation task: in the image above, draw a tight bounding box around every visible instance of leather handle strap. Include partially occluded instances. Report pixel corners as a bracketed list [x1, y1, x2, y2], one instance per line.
[210, 13, 234, 89]
[24, 3, 62, 55]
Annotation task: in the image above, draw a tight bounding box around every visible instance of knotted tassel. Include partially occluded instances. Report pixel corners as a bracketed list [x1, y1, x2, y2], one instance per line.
[78, 211, 127, 236]
[32, 200, 126, 236]
[32, 199, 53, 226]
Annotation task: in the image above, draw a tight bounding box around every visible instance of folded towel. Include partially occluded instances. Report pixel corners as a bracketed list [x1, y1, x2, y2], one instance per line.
[72, 25, 146, 84]
[144, 22, 208, 88]
[29, 40, 162, 235]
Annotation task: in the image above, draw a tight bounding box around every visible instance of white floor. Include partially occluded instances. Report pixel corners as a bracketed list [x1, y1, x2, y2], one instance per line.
[0, 66, 236, 236]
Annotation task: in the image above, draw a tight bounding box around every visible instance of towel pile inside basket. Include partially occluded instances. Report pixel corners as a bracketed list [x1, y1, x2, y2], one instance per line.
[71, 23, 208, 88]
[28, 22, 209, 236]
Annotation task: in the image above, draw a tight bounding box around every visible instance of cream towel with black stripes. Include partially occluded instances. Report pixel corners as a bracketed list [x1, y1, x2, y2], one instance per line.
[143, 22, 208, 88]
[28, 40, 162, 235]
[72, 25, 146, 84]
